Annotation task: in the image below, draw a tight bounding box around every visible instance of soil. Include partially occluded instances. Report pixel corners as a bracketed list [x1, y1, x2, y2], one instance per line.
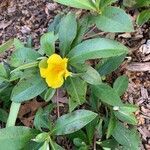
[0, 0, 150, 149]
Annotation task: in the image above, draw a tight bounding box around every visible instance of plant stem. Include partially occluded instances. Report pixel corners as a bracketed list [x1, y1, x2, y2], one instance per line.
[6, 102, 21, 127]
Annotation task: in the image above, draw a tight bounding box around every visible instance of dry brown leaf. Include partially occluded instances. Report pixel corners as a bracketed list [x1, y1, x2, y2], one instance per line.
[127, 62, 150, 72]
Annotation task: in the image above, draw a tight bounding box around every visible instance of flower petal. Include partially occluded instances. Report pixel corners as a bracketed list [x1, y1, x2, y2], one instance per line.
[65, 70, 72, 79]
[40, 68, 48, 78]
[46, 71, 65, 88]
[47, 54, 63, 65]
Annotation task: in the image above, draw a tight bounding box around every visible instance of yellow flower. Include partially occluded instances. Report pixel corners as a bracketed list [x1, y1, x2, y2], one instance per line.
[39, 54, 72, 89]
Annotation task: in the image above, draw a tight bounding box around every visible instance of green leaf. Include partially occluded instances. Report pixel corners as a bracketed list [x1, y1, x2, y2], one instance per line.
[0, 85, 13, 103]
[113, 75, 129, 96]
[41, 88, 56, 102]
[48, 14, 63, 34]
[39, 141, 49, 150]
[99, 0, 117, 8]
[86, 117, 99, 144]
[97, 139, 119, 149]
[9, 47, 40, 67]
[54, 0, 97, 11]
[14, 38, 24, 49]
[72, 16, 90, 47]
[116, 104, 138, 113]
[96, 54, 126, 76]
[52, 109, 98, 135]
[81, 66, 101, 85]
[112, 122, 141, 150]
[59, 13, 77, 56]
[73, 138, 87, 147]
[9, 71, 23, 82]
[11, 74, 47, 102]
[0, 63, 8, 78]
[33, 132, 49, 143]
[91, 83, 123, 106]
[68, 38, 128, 65]
[50, 140, 65, 150]
[22, 141, 43, 150]
[26, 36, 33, 48]
[113, 105, 138, 125]
[135, 0, 150, 7]
[67, 130, 88, 143]
[136, 10, 150, 26]
[40, 32, 56, 56]
[10, 61, 38, 74]
[106, 112, 116, 139]
[0, 126, 38, 150]
[95, 6, 134, 32]
[34, 104, 54, 131]
[66, 77, 87, 112]
[0, 108, 8, 123]
[0, 39, 14, 54]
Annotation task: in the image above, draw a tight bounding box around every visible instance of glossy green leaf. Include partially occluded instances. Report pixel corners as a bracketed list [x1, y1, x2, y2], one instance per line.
[66, 77, 87, 112]
[40, 32, 56, 56]
[112, 122, 141, 150]
[96, 54, 126, 76]
[113, 75, 129, 96]
[11, 74, 47, 102]
[68, 38, 128, 65]
[136, 10, 150, 26]
[81, 66, 101, 85]
[52, 109, 98, 135]
[54, 0, 97, 11]
[9, 47, 40, 67]
[95, 6, 134, 32]
[0, 126, 38, 150]
[0, 39, 14, 54]
[91, 83, 123, 106]
[59, 13, 77, 56]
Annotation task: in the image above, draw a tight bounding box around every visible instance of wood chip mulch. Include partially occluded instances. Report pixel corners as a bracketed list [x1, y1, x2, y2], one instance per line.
[0, 0, 149, 149]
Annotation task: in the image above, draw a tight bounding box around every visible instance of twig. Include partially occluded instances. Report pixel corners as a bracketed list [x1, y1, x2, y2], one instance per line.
[93, 133, 96, 150]
[56, 89, 60, 118]
[84, 25, 96, 37]
[84, 32, 105, 40]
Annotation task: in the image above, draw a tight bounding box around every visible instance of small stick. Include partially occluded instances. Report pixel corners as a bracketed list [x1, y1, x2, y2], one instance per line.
[56, 89, 60, 118]
[93, 133, 96, 150]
